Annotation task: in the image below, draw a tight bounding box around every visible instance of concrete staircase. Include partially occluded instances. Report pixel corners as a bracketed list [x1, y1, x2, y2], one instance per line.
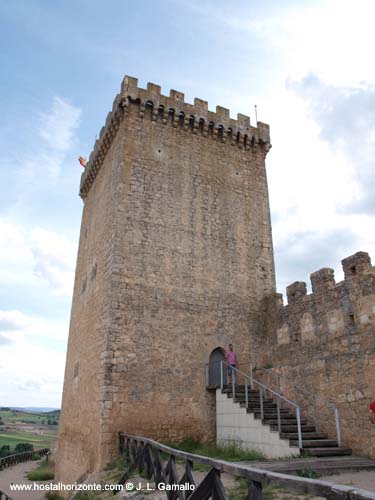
[222, 385, 352, 457]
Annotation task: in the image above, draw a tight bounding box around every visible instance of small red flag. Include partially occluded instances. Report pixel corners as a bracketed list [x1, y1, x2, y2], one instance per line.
[78, 156, 87, 168]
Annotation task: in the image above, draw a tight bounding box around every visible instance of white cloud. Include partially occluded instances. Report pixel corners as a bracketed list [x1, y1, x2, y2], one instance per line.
[267, 74, 375, 294]
[0, 340, 66, 407]
[19, 96, 81, 181]
[0, 218, 76, 296]
[0, 309, 68, 407]
[0, 309, 68, 343]
[39, 96, 81, 152]
[289, 75, 375, 216]
[31, 227, 77, 296]
[0, 335, 12, 345]
[196, 0, 375, 86]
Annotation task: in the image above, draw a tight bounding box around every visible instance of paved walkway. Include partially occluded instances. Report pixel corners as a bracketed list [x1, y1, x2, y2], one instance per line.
[320, 471, 375, 492]
[245, 455, 375, 475]
[0, 461, 45, 500]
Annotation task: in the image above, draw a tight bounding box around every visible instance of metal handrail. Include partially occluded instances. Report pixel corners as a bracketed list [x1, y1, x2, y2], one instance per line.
[254, 365, 336, 408]
[253, 365, 341, 447]
[220, 361, 303, 449]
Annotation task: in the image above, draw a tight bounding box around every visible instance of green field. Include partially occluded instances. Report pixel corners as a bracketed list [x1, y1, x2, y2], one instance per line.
[0, 408, 60, 455]
[0, 408, 60, 425]
[0, 430, 55, 449]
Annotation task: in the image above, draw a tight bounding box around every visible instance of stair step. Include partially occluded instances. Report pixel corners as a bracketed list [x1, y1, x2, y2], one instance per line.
[271, 425, 316, 433]
[223, 388, 259, 394]
[291, 439, 338, 448]
[245, 401, 275, 406]
[302, 447, 352, 457]
[247, 400, 277, 405]
[264, 419, 308, 426]
[280, 432, 328, 440]
[253, 411, 293, 417]
[230, 395, 272, 402]
[247, 408, 291, 415]
[221, 386, 349, 458]
[240, 404, 282, 411]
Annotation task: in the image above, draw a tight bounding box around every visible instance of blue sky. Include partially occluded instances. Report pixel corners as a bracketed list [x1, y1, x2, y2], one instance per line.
[0, 0, 374, 406]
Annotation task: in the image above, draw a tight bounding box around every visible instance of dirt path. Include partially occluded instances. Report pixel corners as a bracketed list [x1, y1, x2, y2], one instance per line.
[0, 461, 46, 500]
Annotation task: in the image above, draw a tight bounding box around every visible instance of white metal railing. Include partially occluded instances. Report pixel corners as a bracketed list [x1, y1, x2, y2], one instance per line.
[253, 365, 341, 447]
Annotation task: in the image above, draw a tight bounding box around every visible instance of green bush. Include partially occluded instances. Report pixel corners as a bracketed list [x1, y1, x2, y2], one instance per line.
[104, 456, 126, 471]
[27, 463, 54, 481]
[15, 442, 34, 453]
[0, 445, 11, 458]
[45, 493, 64, 500]
[296, 468, 320, 479]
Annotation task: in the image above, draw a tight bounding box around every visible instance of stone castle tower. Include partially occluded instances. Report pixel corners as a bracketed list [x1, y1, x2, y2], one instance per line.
[56, 76, 275, 483]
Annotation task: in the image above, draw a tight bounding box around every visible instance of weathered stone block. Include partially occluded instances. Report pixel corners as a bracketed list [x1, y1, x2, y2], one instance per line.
[342, 251, 372, 279]
[286, 281, 307, 304]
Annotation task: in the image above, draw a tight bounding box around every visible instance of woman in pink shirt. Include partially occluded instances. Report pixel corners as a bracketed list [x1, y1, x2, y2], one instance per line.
[226, 344, 238, 384]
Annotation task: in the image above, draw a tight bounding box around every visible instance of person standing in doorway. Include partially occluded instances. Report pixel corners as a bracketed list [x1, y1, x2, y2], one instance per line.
[226, 344, 238, 385]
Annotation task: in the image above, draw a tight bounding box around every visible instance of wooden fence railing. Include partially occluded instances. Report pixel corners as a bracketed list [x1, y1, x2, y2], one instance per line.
[118, 433, 375, 499]
[0, 448, 49, 471]
[0, 490, 13, 500]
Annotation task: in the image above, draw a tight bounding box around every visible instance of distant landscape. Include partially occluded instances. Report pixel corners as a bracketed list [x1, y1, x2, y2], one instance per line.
[10, 407, 60, 413]
[0, 407, 60, 457]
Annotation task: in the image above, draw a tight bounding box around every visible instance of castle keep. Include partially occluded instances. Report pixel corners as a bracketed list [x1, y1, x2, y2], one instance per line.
[56, 76, 276, 483]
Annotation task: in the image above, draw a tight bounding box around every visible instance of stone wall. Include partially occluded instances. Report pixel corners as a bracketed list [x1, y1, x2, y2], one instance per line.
[268, 251, 375, 458]
[56, 75, 276, 483]
[55, 117, 123, 483]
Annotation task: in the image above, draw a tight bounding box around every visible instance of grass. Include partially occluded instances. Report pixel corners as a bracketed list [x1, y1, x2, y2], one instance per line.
[296, 468, 320, 479]
[45, 494, 64, 500]
[0, 408, 58, 455]
[163, 437, 266, 462]
[27, 462, 54, 481]
[104, 456, 127, 471]
[228, 478, 276, 500]
[0, 408, 60, 425]
[0, 430, 54, 449]
[228, 478, 315, 500]
[103, 456, 128, 482]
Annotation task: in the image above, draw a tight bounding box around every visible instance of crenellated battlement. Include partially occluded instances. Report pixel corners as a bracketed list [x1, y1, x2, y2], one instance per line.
[274, 251, 375, 346]
[80, 75, 271, 198]
[279, 251, 374, 308]
[270, 251, 375, 460]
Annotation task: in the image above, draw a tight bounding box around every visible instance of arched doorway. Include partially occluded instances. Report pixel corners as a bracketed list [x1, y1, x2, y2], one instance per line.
[208, 347, 226, 387]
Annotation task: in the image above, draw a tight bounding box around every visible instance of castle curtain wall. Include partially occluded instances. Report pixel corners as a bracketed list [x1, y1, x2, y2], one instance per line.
[267, 252, 375, 458]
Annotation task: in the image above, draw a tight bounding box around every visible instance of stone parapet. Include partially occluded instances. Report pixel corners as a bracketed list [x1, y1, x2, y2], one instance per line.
[270, 251, 375, 459]
[80, 75, 271, 198]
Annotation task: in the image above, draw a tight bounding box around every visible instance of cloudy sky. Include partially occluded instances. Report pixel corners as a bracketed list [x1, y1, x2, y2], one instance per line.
[0, 0, 374, 407]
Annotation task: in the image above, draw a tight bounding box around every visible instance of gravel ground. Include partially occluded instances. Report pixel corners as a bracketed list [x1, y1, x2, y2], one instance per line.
[320, 470, 375, 492]
[0, 460, 46, 500]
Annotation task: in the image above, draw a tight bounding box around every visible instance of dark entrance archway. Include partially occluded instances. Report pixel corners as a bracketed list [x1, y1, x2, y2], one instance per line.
[208, 347, 226, 387]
